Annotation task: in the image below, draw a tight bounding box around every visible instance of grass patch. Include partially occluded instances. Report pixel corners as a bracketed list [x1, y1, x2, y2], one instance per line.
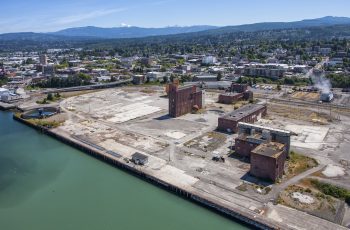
[36, 92, 62, 104]
[236, 183, 248, 192]
[27, 119, 63, 128]
[286, 151, 318, 178]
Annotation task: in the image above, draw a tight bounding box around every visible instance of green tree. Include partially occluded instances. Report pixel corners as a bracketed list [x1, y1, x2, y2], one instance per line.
[47, 93, 53, 101]
[110, 76, 117, 82]
[217, 72, 223, 81]
[277, 83, 282, 91]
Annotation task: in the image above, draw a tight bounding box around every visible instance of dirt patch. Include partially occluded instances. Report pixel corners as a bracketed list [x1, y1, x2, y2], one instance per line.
[268, 104, 330, 124]
[60, 90, 100, 98]
[291, 92, 320, 101]
[286, 151, 318, 179]
[236, 182, 272, 195]
[184, 131, 227, 152]
[140, 89, 157, 94]
[279, 185, 341, 223]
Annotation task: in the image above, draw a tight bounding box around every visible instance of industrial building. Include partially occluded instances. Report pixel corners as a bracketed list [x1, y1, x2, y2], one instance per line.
[320, 91, 334, 102]
[131, 152, 149, 165]
[230, 83, 248, 93]
[217, 104, 266, 133]
[193, 75, 218, 82]
[250, 142, 287, 182]
[234, 123, 292, 182]
[218, 83, 253, 104]
[236, 122, 293, 154]
[168, 84, 204, 118]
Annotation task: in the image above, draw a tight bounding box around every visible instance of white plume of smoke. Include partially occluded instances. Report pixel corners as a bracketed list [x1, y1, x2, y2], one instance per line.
[307, 69, 332, 94]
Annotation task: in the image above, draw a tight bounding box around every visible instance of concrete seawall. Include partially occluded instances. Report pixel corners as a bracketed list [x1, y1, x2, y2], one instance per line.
[13, 115, 278, 230]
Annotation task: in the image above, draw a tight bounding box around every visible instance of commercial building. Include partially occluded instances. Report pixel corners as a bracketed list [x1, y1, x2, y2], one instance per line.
[202, 56, 217, 65]
[0, 88, 9, 97]
[146, 72, 168, 82]
[250, 142, 287, 182]
[132, 75, 146, 85]
[217, 104, 267, 133]
[39, 54, 48, 65]
[169, 84, 204, 118]
[242, 63, 288, 80]
[193, 75, 217, 82]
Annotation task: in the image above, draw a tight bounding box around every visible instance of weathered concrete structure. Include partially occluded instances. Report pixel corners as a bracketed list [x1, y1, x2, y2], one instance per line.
[250, 142, 287, 182]
[217, 104, 267, 133]
[169, 84, 204, 118]
[237, 122, 293, 154]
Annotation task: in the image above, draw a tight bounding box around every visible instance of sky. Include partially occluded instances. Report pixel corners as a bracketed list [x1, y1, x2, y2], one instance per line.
[1, 0, 350, 33]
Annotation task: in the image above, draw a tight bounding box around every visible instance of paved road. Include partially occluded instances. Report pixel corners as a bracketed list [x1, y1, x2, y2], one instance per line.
[270, 164, 324, 200]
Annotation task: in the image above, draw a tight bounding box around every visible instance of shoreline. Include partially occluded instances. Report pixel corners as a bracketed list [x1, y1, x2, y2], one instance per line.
[13, 114, 277, 230]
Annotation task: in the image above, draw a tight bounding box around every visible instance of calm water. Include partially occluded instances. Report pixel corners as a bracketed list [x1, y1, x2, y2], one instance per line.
[0, 111, 249, 230]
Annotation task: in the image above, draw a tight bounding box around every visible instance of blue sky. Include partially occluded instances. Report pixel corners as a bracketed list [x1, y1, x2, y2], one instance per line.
[1, 0, 350, 33]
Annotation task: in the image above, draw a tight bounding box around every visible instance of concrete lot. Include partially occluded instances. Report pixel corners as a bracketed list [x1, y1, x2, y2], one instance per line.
[54, 86, 349, 229]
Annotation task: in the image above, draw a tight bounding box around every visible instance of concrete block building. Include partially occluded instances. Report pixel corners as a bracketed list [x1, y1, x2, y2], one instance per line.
[168, 84, 204, 118]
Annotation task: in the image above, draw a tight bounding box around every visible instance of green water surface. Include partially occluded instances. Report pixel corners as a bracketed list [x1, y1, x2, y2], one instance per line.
[0, 111, 249, 230]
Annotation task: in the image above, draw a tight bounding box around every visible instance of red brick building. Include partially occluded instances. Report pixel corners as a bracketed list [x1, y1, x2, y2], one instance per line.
[234, 136, 261, 158]
[218, 83, 253, 105]
[169, 84, 204, 117]
[250, 142, 287, 182]
[217, 104, 267, 133]
[218, 93, 244, 104]
[231, 83, 248, 93]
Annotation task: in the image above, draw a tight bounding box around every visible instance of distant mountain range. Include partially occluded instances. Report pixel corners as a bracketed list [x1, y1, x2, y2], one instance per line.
[51, 25, 218, 38]
[209, 16, 350, 34]
[1, 16, 350, 41]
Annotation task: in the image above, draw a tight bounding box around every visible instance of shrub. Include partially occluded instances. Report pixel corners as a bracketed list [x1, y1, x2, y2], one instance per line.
[311, 179, 350, 201]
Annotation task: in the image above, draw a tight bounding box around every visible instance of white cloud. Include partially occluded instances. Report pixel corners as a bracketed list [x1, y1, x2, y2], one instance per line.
[52, 8, 127, 25]
[120, 23, 131, 27]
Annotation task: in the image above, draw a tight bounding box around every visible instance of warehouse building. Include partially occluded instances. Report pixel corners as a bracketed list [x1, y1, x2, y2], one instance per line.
[168, 84, 204, 118]
[217, 104, 266, 133]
